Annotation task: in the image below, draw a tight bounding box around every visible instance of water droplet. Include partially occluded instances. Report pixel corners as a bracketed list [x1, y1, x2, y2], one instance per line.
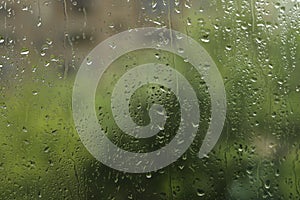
[146, 173, 152, 178]
[178, 48, 184, 53]
[264, 180, 271, 189]
[44, 146, 50, 153]
[154, 53, 160, 59]
[20, 48, 29, 55]
[22, 127, 28, 133]
[86, 58, 93, 65]
[275, 169, 280, 177]
[200, 38, 210, 43]
[109, 43, 116, 49]
[175, 8, 181, 14]
[186, 17, 192, 26]
[184, 1, 191, 8]
[250, 77, 257, 83]
[46, 39, 53, 45]
[152, 20, 161, 25]
[44, 61, 50, 67]
[197, 189, 205, 197]
[32, 91, 38, 96]
[225, 45, 232, 51]
[151, 0, 157, 9]
[0, 37, 4, 44]
[22, 6, 29, 11]
[37, 17, 42, 27]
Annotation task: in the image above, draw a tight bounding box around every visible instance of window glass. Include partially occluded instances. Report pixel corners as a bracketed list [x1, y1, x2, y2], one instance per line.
[0, 0, 299, 199]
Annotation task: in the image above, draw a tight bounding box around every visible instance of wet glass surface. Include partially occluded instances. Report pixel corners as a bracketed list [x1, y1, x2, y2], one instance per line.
[0, 0, 299, 199]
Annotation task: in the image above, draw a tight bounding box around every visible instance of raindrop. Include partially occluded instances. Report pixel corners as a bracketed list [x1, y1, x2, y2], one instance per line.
[44, 146, 50, 153]
[86, 58, 93, 66]
[225, 45, 232, 51]
[20, 48, 30, 55]
[151, 0, 157, 9]
[37, 17, 42, 27]
[146, 173, 152, 178]
[178, 48, 184, 53]
[32, 91, 38, 96]
[38, 191, 42, 198]
[154, 53, 160, 59]
[200, 37, 210, 43]
[250, 77, 257, 83]
[186, 17, 192, 26]
[46, 39, 53, 45]
[275, 169, 280, 177]
[0, 37, 4, 44]
[184, 1, 191, 8]
[197, 189, 205, 197]
[264, 180, 271, 189]
[109, 43, 116, 49]
[22, 127, 28, 133]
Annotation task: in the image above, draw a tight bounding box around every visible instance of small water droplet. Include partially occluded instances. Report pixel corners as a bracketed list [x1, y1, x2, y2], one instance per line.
[178, 48, 184, 53]
[37, 17, 42, 27]
[22, 127, 28, 133]
[186, 17, 192, 26]
[275, 169, 280, 177]
[20, 48, 29, 55]
[250, 77, 257, 83]
[192, 122, 199, 128]
[175, 8, 181, 14]
[225, 45, 232, 51]
[197, 189, 205, 197]
[146, 173, 152, 178]
[277, 80, 283, 85]
[184, 1, 191, 8]
[152, 20, 161, 25]
[264, 180, 271, 189]
[154, 53, 160, 59]
[109, 43, 116, 49]
[44, 146, 50, 153]
[22, 6, 29, 11]
[151, 1, 157, 9]
[86, 58, 93, 65]
[44, 61, 50, 67]
[200, 38, 210, 43]
[46, 39, 53, 45]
